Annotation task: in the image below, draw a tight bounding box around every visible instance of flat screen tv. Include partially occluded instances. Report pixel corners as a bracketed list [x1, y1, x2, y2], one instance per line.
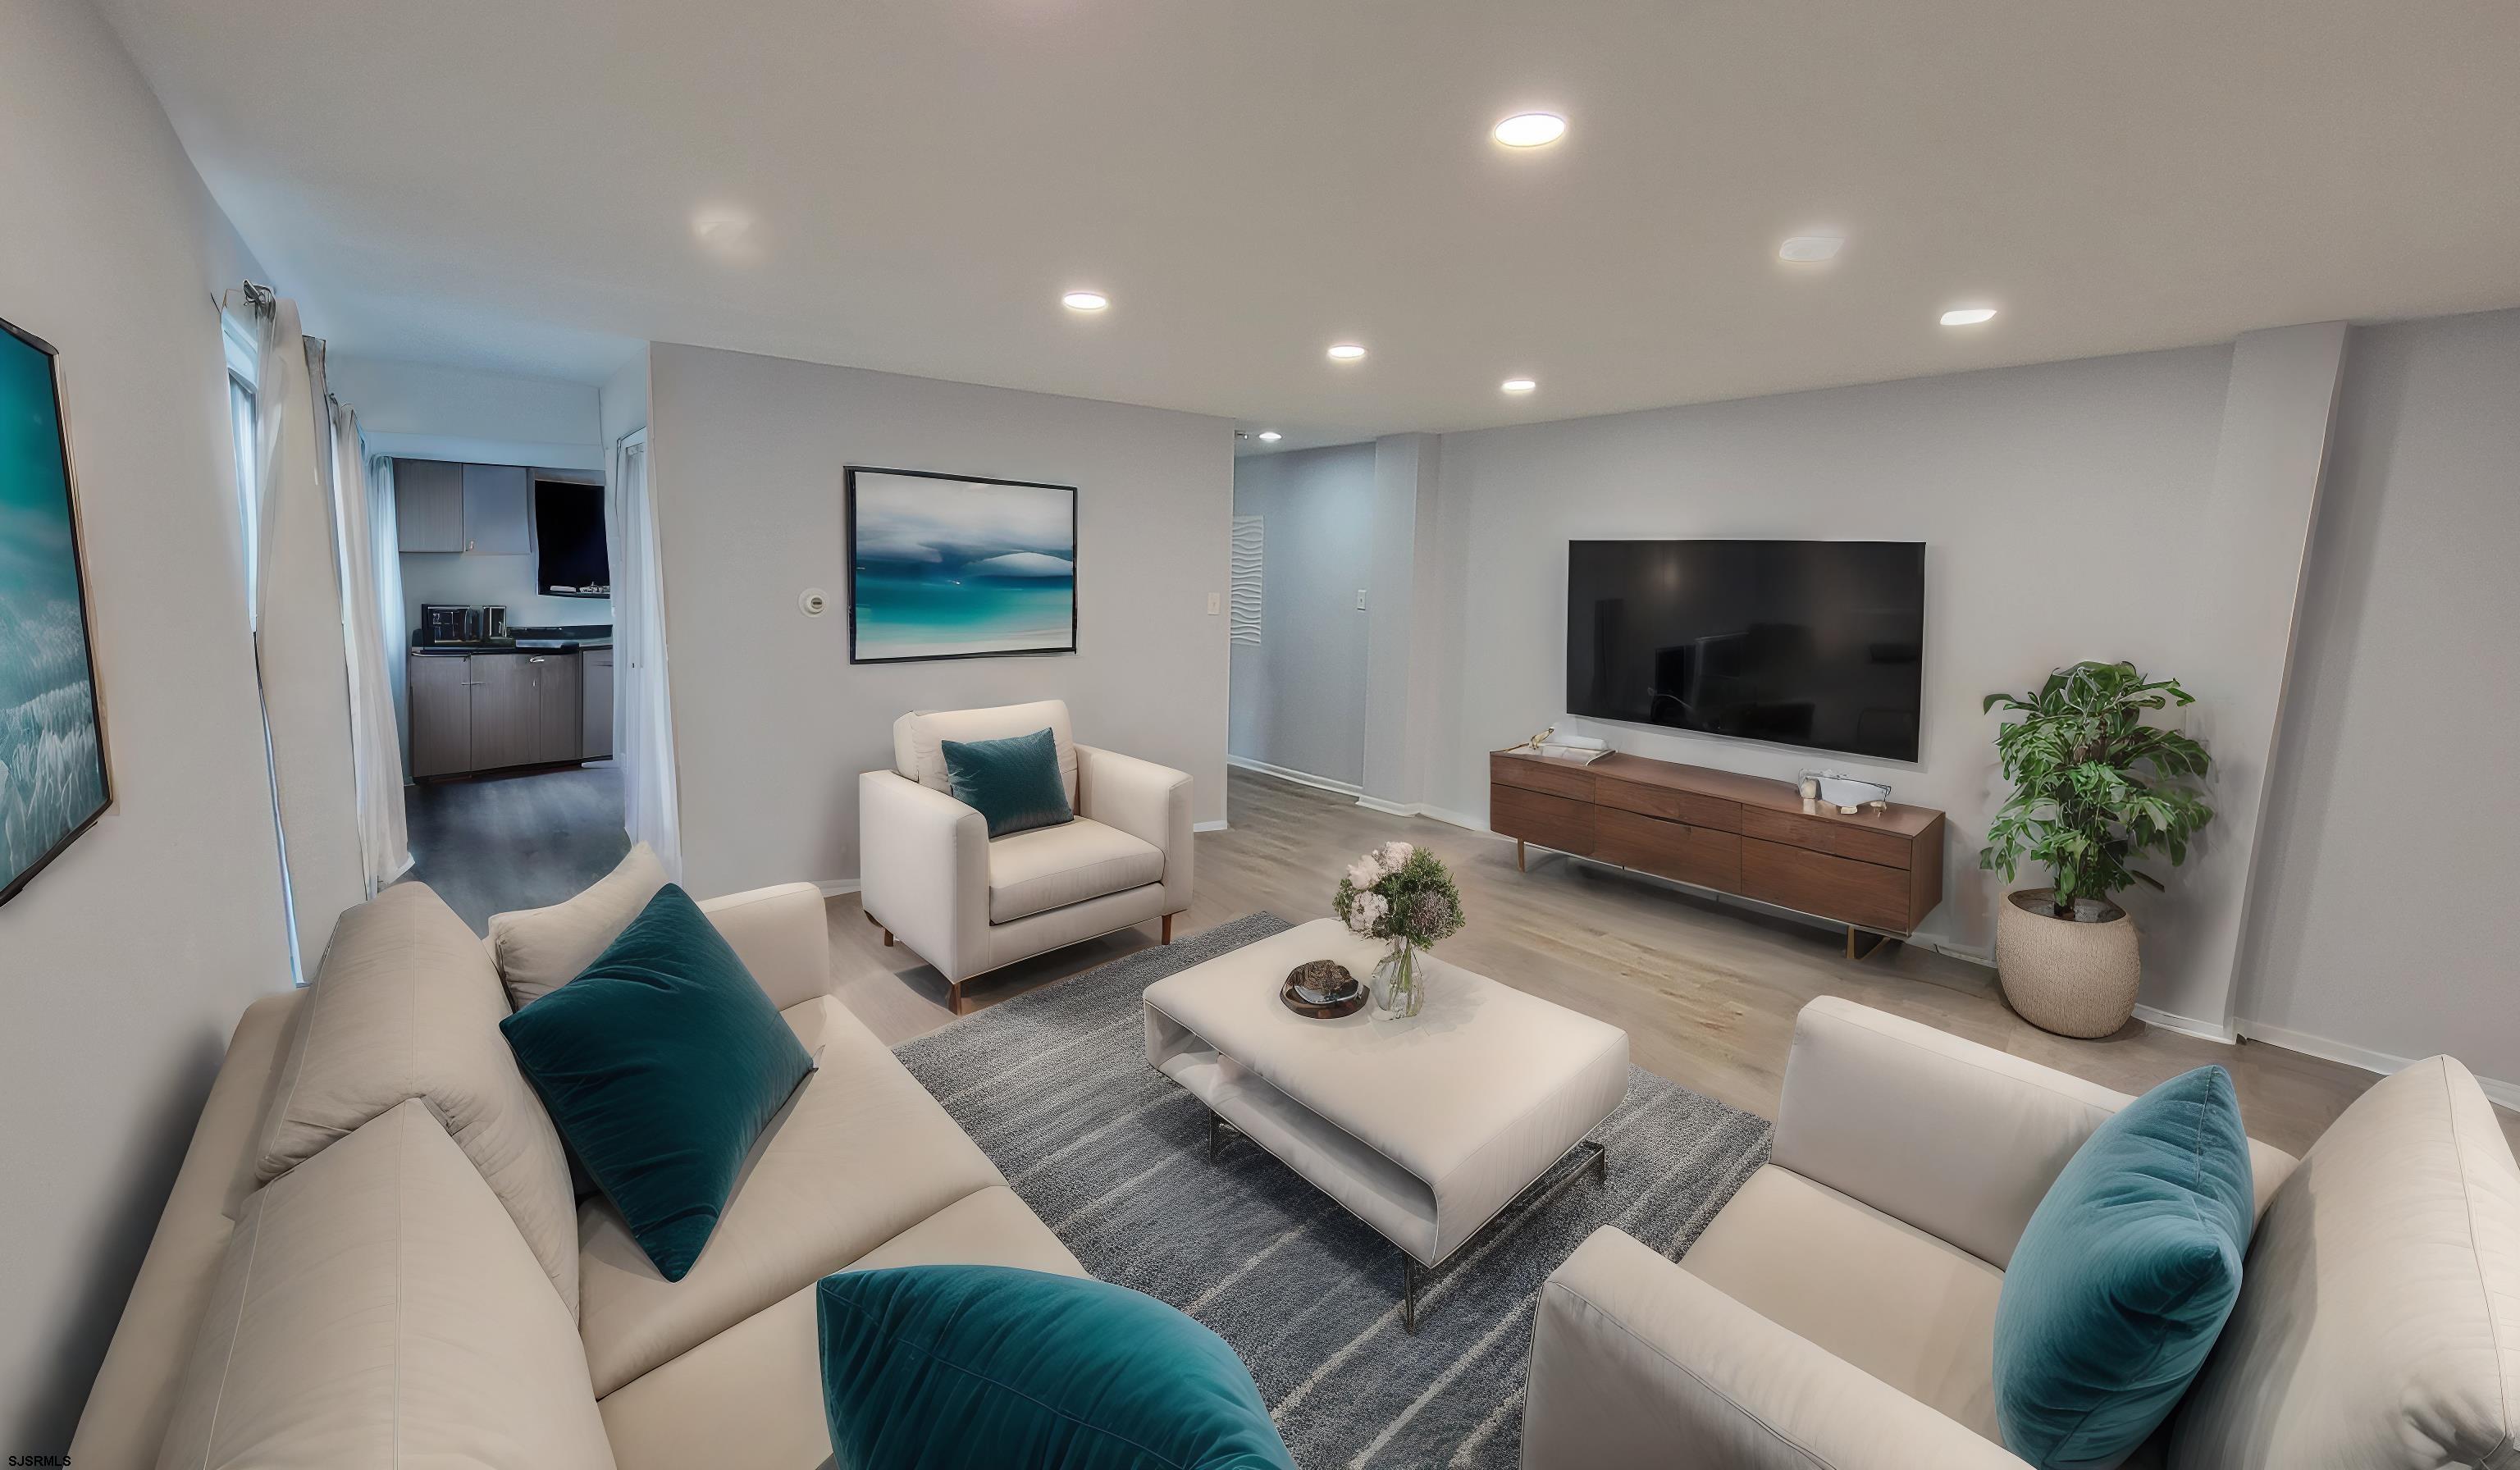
[534, 479, 609, 598]
[1567, 540, 1924, 762]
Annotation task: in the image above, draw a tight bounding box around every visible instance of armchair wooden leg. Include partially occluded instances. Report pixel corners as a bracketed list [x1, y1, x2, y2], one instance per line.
[882, 929, 893, 947]
[948, 980, 965, 1016]
[1162, 914, 1175, 944]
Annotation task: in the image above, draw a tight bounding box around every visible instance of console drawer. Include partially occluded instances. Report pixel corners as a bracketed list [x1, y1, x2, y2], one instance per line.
[1597, 808, 1741, 892]
[1491, 783, 1596, 857]
[1740, 806, 1913, 869]
[1741, 838, 1914, 933]
[1595, 776, 1741, 833]
[1491, 751, 1597, 802]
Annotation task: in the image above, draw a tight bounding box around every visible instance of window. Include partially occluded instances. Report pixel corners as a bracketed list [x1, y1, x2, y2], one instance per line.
[222, 314, 259, 622]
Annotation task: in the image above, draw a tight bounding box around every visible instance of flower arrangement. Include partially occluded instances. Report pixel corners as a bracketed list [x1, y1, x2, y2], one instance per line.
[1332, 841, 1463, 1018]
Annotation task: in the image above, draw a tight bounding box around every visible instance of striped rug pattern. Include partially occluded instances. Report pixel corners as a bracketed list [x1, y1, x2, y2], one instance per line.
[895, 913, 1774, 1469]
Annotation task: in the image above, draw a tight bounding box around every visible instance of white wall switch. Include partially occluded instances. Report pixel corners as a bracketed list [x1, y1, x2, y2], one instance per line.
[1355, 589, 1368, 609]
[1206, 591, 1222, 614]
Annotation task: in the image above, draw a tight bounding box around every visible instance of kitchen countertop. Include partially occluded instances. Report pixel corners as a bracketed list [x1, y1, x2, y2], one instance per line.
[409, 641, 613, 656]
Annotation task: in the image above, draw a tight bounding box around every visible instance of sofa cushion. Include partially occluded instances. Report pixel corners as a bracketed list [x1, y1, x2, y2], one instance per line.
[503, 884, 815, 1283]
[1994, 1065, 2253, 1469]
[987, 815, 1166, 923]
[1684, 1162, 2008, 1441]
[597, 1185, 1088, 1470]
[943, 725, 1075, 838]
[577, 995, 1010, 1397]
[818, 1266, 1294, 1470]
[253, 881, 581, 1315]
[896, 700, 1078, 808]
[2170, 1054, 2520, 1470]
[156, 1099, 614, 1470]
[488, 842, 668, 1008]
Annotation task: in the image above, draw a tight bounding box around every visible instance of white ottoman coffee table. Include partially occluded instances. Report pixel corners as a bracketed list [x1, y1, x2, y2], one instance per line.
[1143, 919, 1630, 1331]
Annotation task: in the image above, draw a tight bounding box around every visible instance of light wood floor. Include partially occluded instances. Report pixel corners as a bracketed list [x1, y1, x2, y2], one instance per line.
[827, 766, 2519, 1158]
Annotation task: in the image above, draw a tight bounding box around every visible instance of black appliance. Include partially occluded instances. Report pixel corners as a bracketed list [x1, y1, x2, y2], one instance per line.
[1565, 540, 1925, 762]
[420, 603, 475, 644]
[534, 479, 610, 598]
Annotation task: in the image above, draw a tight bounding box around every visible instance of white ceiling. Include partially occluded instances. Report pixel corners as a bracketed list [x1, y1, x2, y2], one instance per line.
[100, 0, 2520, 444]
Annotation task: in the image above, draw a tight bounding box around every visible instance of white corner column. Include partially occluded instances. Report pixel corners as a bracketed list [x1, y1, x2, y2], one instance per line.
[2135, 322, 2349, 1037]
[1360, 433, 1445, 814]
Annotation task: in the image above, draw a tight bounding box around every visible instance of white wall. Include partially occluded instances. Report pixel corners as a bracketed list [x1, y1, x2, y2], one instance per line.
[0, 0, 293, 1448]
[2238, 308, 2520, 1089]
[1229, 443, 1376, 787]
[1422, 343, 2330, 1012]
[326, 354, 605, 471]
[647, 344, 1232, 897]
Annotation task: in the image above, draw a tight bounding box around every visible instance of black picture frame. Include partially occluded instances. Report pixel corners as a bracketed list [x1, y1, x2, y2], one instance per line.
[1, 313, 114, 910]
[843, 464, 1080, 665]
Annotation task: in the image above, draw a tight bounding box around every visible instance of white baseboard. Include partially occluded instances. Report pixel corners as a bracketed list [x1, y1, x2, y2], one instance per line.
[1414, 805, 1489, 833]
[2134, 1005, 2239, 1045]
[2237, 1018, 2520, 1111]
[1225, 754, 1362, 798]
[815, 879, 861, 898]
[1353, 794, 1418, 818]
[1194, 819, 1230, 833]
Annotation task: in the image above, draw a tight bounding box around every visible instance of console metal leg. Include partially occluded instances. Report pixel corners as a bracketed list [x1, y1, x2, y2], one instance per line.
[1846, 925, 1889, 961]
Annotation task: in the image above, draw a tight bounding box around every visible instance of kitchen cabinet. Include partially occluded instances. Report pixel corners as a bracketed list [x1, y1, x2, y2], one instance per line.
[581, 650, 614, 760]
[462, 464, 532, 555]
[407, 650, 595, 777]
[394, 459, 467, 553]
[407, 653, 473, 777]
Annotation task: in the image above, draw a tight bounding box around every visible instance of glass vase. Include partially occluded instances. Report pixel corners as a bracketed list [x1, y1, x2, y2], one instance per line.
[1372, 937, 1424, 1019]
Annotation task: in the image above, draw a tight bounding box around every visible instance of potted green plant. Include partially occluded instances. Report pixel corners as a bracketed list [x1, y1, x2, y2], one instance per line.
[1979, 661, 2214, 1037]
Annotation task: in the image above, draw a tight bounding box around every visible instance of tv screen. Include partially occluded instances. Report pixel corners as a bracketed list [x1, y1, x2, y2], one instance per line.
[1566, 540, 1924, 762]
[534, 480, 609, 598]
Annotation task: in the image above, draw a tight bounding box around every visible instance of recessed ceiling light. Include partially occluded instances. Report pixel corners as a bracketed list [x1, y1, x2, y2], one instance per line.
[1258, 431, 1283, 442]
[1940, 307, 1998, 326]
[1061, 290, 1110, 313]
[692, 212, 752, 248]
[1501, 377, 1537, 394]
[1491, 112, 1568, 148]
[1778, 234, 1845, 262]
[1326, 342, 1367, 363]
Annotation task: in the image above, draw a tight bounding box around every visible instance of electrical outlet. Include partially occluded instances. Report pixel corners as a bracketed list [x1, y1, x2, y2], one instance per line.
[1355, 589, 1368, 610]
[1206, 591, 1222, 614]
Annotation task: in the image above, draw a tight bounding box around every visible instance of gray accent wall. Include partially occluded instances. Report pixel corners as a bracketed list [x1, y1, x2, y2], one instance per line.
[2239, 308, 2520, 1090]
[1228, 443, 1376, 788]
[646, 343, 1231, 897]
[1, 1, 293, 1447]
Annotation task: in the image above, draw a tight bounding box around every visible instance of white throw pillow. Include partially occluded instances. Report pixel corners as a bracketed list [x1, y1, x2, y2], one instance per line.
[488, 842, 669, 1009]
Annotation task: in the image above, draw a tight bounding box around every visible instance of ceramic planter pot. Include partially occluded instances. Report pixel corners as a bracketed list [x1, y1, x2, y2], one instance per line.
[1996, 888, 2141, 1039]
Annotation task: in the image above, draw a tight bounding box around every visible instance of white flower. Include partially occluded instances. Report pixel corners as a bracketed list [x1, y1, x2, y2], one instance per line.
[1345, 858, 1382, 892]
[1345, 891, 1389, 936]
[1377, 840, 1415, 871]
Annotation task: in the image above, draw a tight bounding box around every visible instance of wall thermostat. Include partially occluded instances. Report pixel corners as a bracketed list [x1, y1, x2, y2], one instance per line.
[799, 588, 830, 616]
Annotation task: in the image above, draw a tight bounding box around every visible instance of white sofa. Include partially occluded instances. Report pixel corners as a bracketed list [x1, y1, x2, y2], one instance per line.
[1524, 996, 2520, 1468]
[70, 879, 1086, 1470]
[859, 700, 1193, 1011]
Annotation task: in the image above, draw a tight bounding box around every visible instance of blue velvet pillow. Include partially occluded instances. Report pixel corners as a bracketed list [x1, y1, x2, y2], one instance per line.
[1993, 1065, 2255, 1469]
[940, 725, 1073, 838]
[500, 883, 814, 1282]
[819, 1265, 1294, 1470]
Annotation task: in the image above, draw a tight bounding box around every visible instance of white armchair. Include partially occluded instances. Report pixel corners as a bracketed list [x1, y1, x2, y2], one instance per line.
[1522, 998, 2303, 1469]
[858, 700, 1192, 1012]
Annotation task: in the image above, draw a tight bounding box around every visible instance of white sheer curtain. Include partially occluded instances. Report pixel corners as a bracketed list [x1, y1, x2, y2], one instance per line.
[605, 429, 682, 876]
[242, 294, 366, 970]
[329, 402, 410, 892]
[369, 454, 409, 770]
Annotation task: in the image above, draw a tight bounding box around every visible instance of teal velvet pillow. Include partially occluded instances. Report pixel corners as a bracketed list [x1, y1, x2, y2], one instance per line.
[1993, 1065, 2255, 1469]
[819, 1265, 1294, 1470]
[500, 883, 814, 1282]
[940, 726, 1073, 838]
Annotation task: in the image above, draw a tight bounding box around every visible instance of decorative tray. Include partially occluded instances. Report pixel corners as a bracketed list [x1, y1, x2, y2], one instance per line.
[1281, 960, 1368, 1019]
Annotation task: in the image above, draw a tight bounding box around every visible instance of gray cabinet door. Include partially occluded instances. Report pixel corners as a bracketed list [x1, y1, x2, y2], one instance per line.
[581, 651, 614, 760]
[467, 655, 534, 770]
[407, 655, 472, 777]
[463, 464, 532, 555]
[523, 653, 583, 766]
[394, 459, 466, 553]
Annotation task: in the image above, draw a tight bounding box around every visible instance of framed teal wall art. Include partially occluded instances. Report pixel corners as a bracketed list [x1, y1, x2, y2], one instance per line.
[845, 466, 1078, 664]
[0, 315, 111, 907]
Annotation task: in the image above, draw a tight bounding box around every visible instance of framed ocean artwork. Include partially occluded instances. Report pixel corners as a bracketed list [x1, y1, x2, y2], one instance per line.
[1, 315, 111, 908]
[845, 467, 1078, 664]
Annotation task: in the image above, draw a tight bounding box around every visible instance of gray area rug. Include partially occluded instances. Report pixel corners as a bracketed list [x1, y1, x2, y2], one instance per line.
[895, 914, 1774, 1469]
